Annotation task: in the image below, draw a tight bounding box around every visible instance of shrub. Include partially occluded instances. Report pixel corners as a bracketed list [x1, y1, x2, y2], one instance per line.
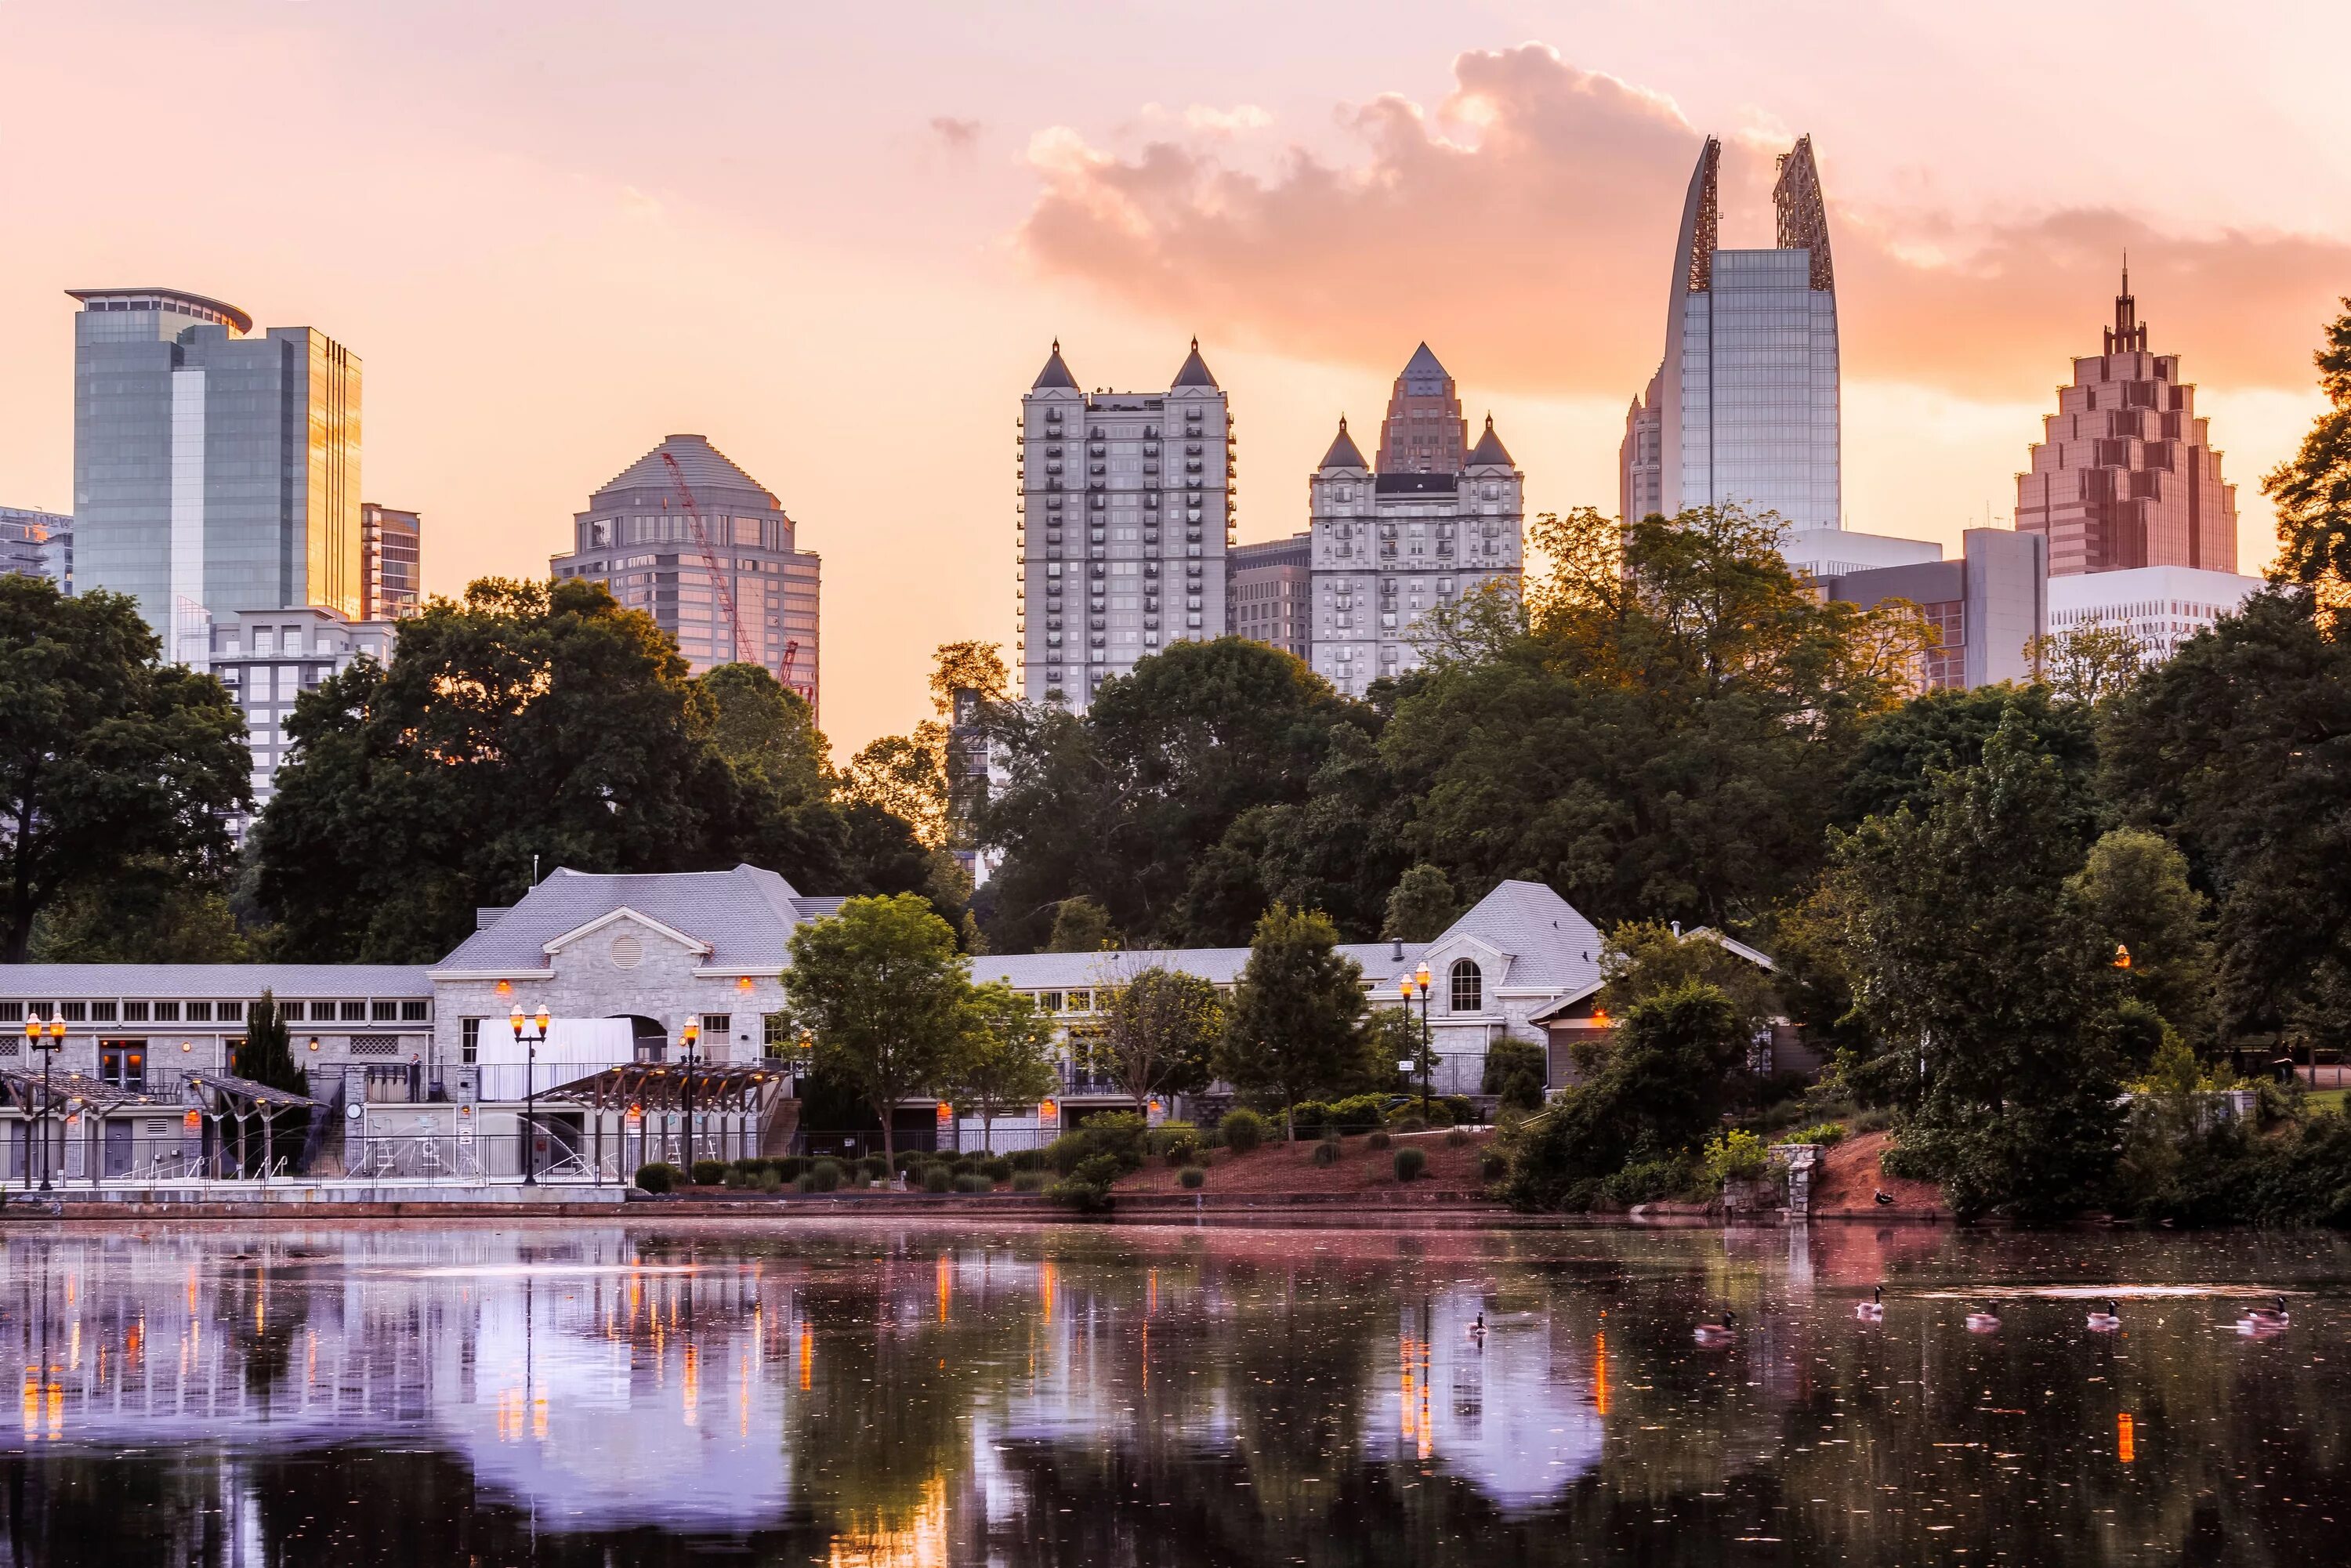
[953, 1172, 988, 1193]
[1179, 1165, 1205, 1190]
[1478, 1147, 1507, 1181]
[859, 1157, 888, 1182]
[1366, 1130, 1392, 1151]
[1312, 1140, 1341, 1167]
[1219, 1108, 1267, 1153]
[690, 1159, 729, 1187]
[1077, 1111, 1150, 1171]
[1393, 1114, 1427, 1134]
[1045, 1133, 1089, 1176]
[634, 1162, 679, 1194]
[981, 1157, 1013, 1182]
[1878, 1138, 1936, 1181]
[893, 1151, 924, 1172]
[1849, 1106, 1895, 1135]
[808, 1158, 843, 1193]
[1047, 1152, 1123, 1212]
[1393, 1147, 1427, 1182]
[754, 1167, 783, 1193]
[1011, 1170, 1047, 1193]
[1703, 1130, 1770, 1185]
[1788, 1121, 1848, 1148]
[923, 1164, 954, 1193]
[1149, 1121, 1199, 1158]
[1445, 1127, 1470, 1148]
[1007, 1148, 1044, 1172]
[1482, 1038, 1549, 1112]
[792, 1172, 815, 1193]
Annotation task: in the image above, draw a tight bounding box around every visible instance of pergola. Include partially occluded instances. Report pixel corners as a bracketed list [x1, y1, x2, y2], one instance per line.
[539, 1062, 782, 1176]
[0, 1068, 315, 1184]
[182, 1072, 319, 1181]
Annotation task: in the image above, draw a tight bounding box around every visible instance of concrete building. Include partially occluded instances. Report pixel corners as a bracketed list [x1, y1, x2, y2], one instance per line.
[2, 505, 71, 590]
[1308, 386, 1523, 697]
[2016, 271, 2239, 575]
[1225, 532, 1312, 661]
[549, 435, 821, 715]
[205, 606, 397, 831]
[1016, 339, 1234, 711]
[360, 502, 422, 619]
[1777, 525, 1941, 581]
[1621, 136, 1842, 530]
[2044, 563, 2262, 664]
[69, 288, 361, 662]
[1818, 527, 2047, 690]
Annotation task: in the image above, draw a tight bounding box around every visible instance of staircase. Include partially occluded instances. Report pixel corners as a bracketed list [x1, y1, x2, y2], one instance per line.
[759, 1097, 802, 1158]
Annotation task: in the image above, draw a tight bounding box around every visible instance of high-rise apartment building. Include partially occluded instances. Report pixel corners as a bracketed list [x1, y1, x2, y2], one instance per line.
[2014, 273, 2238, 575]
[69, 288, 360, 662]
[1620, 136, 1841, 530]
[1, 506, 71, 591]
[360, 503, 422, 620]
[1226, 533, 1312, 662]
[1016, 340, 1234, 710]
[206, 606, 397, 836]
[1308, 348, 1524, 697]
[549, 435, 820, 713]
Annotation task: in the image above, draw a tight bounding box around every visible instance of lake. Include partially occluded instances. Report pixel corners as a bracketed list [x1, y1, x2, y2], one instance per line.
[1, 1219, 2343, 1565]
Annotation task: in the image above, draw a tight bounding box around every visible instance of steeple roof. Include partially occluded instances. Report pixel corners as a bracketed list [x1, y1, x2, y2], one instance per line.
[1401, 342, 1447, 380]
[1318, 417, 1367, 470]
[1466, 414, 1514, 468]
[596, 434, 778, 506]
[1032, 339, 1078, 390]
[1172, 336, 1219, 389]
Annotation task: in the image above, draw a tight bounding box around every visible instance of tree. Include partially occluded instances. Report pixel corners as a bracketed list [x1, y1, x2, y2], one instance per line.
[2262, 299, 2351, 596]
[1597, 920, 1779, 1040]
[1480, 1037, 1547, 1111]
[1214, 904, 1367, 1135]
[31, 855, 251, 962]
[841, 725, 952, 847]
[2025, 621, 2143, 707]
[1382, 864, 1462, 942]
[1091, 965, 1226, 1109]
[1045, 895, 1114, 953]
[947, 983, 1060, 1153]
[240, 989, 306, 1094]
[1, 578, 251, 961]
[701, 661, 829, 803]
[1836, 715, 2124, 1220]
[2064, 827, 2219, 1048]
[928, 640, 1009, 712]
[784, 893, 973, 1164]
[1838, 682, 2100, 827]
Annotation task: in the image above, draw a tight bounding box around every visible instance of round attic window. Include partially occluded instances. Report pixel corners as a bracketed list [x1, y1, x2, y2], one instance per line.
[609, 933, 644, 969]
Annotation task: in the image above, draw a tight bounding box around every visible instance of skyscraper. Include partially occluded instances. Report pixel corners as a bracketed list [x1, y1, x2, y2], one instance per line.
[1, 505, 71, 591]
[1375, 343, 1469, 475]
[1016, 339, 1233, 711]
[360, 502, 422, 620]
[549, 435, 821, 712]
[1225, 532, 1312, 662]
[1620, 136, 1842, 531]
[2014, 272, 2238, 575]
[69, 288, 360, 661]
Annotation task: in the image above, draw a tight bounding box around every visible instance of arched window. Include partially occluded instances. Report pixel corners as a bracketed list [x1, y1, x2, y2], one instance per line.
[1449, 959, 1483, 1014]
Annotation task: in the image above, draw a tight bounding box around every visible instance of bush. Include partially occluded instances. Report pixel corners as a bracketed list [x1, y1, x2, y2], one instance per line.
[1445, 1127, 1470, 1148]
[1393, 1147, 1427, 1182]
[1011, 1170, 1047, 1193]
[690, 1159, 729, 1186]
[923, 1164, 954, 1193]
[1045, 1132, 1089, 1176]
[1219, 1108, 1267, 1153]
[1788, 1121, 1848, 1148]
[1878, 1138, 1936, 1182]
[754, 1167, 783, 1193]
[634, 1162, 679, 1194]
[981, 1157, 1013, 1182]
[1478, 1147, 1507, 1182]
[808, 1157, 843, 1193]
[1077, 1111, 1150, 1170]
[1149, 1121, 1200, 1158]
[1007, 1148, 1045, 1172]
[1289, 1095, 1392, 1138]
[1047, 1152, 1123, 1212]
[1393, 1114, 1427, 1134]
[1312, 1140, 1341, 1167]
[1849, 1106, 1895, 1135]
[893, 1151, 924, 1172]
[1179, 1165, 1205, 1190]
[1366, 1130, 1392, 1151]
[1702, 1129, 1770, 1185]
[859, 1157, 888, 1182]
[953, 1172, 988, 1193]
[1482, 1038, 1549, 1112]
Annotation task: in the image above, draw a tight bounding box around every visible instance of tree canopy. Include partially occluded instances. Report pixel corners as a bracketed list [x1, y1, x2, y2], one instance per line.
[784, 893, 972, 1164]
[2263, 298, 2351, 594]
[1214, 904, 1368, 1130]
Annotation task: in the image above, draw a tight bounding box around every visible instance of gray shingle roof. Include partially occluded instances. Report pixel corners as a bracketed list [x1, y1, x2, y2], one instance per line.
[1438, 879, 1603, 990]
[594, 435, 780, 507]
[2, 964, 432, 1000]
[434, 865, 805, 972]
[1466, 413, 1515, 468]
[1172, 338, 1219, 389]
[975, 942, 1429, 994]
[1032, 342, 1078, 390]
[1318, 417, 1368, 471]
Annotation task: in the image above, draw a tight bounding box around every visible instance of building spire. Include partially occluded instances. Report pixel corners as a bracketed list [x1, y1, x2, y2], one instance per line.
[2106, 255, 2145, 355]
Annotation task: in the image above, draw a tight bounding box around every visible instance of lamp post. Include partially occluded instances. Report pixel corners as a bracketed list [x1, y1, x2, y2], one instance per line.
[24, 1016, 65, 1192]
[680, 1019, 701, 1172]
[1396, 964, 1434, 1121]
[512, 1004, 550, 1185]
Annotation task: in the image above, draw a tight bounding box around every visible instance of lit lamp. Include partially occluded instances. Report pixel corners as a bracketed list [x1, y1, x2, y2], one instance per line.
[680, 1019, 701, 1171]
[1038, 1097, 1059, 1123]
[25, 1016, 65, 1192]
[307, 1037, 321, 1052]
[1590, 1007, 1611, 1030]
[1397, 963, 1434, 1120]
[737, 976, 754, 994]
[2114, 944, 2132, 970]
[513, 1003, 552, 1186]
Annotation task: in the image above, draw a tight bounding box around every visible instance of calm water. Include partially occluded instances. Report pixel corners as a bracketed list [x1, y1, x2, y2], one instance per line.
[1, 1220, 2345, 1566]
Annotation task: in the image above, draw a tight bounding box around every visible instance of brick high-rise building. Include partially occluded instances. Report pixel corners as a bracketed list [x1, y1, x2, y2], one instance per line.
[2014, 271, 2238, 575]
[1375, 343, 1469, 475]
[1225, 532, 1311, 662]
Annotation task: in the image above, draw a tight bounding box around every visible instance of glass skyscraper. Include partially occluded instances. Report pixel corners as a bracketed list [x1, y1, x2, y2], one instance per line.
[1620, 136, 1842, 531]
[70, 288, 361, 660]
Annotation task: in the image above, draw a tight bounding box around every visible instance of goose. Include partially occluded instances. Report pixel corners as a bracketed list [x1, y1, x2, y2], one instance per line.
[2086, 1298, 2122, 1331]
[1856, 1286, 1886, 1321]
[2240, 1295, 2290, 1330]
[1469, 1312, 1487, 1340]
[1694, 1308, 1738, 1345]
[1965, 1302, 2004, 1333]
[1872, 1189, 1896, 1207]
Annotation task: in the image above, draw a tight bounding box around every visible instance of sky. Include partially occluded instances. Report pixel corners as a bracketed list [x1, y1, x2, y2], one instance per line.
[2, 1, 2346, 756]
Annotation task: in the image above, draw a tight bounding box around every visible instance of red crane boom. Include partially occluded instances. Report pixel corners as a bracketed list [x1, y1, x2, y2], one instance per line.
[658, 449, 752, 666]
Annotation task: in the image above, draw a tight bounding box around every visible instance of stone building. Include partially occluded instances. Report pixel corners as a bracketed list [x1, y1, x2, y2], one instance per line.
[1224, 532, 1312, 661]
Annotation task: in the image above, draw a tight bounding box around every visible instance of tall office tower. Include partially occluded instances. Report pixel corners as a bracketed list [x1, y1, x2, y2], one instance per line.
[1, 506, 71, 589]
[360, 503, 422, 620]
[1309, 393, 1524, 699]
[1226, 532, 1312, 662]
[1016, 339, 1234, 711]
[1375, 343, 1468, 475]
[550, 435, 821, 712]
[69, 288, 360, 662]
[1620, 136, 1842, 531]
[2014, 271, 2238, 575]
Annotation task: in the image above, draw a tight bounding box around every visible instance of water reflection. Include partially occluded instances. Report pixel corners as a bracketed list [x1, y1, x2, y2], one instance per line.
[0, 1222, 2345, 1564]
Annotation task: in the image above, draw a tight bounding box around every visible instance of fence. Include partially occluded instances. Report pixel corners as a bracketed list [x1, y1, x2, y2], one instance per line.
[2, 1128, 294, 1188]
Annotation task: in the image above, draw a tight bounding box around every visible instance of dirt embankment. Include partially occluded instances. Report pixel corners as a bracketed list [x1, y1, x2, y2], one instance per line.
[1114, 1128, 1494, 1197]
[1808, 1130, 1947, 1218]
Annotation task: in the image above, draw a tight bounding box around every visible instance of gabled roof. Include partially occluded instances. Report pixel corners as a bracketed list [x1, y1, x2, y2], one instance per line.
[542, 907, 713, 960]
[1172, 337, 1219, 389]
[594, 434, 778, 507]
[1032, 339, 1079, 391]
[434, 865, 806, 973]
[1435, 879, 1605, 990]
[1466, 414, 1514, 468]
[1318, 417, 1368, 471]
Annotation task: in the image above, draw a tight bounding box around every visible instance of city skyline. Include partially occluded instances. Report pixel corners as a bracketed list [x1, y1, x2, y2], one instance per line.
[1, 3, 2345, 753]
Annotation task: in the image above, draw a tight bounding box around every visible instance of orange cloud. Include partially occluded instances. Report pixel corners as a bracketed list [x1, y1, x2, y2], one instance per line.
[1016, 44, 2350, 403]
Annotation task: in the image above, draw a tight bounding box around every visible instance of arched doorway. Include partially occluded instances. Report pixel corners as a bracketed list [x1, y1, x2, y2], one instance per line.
[615, 1015, 668, 1063]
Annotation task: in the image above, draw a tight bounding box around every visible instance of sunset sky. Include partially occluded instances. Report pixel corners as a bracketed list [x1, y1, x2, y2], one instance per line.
[3, 2, 2346, 755]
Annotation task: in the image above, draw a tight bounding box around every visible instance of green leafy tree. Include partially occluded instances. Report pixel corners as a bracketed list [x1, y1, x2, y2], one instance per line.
[1838, 682, 2100, 827]
[947, 983, 1060, 1153]
[1480, 1037, 1547, 1112]
[31, 855, 250, 961]
[700, 661, 830, 802]
[1381, 863, 1462, 942]
[1091, 965, 1226, 1109]
[1597, 920, 1779, 1040]
[1215, 904, 1367, 1135]
[2026, 620, 2145, 707]
[2064, 827, 2219, 1048]
[1836, 715, 2124, 1220]
[1045, 895, 1115, 953]
[2262, 299, 2351, 593]
[1360, 1006, 1423, 1097]
[1, 578, 250, 961]
[784, 893, 973, 1164]
[841, 725, 951, 846]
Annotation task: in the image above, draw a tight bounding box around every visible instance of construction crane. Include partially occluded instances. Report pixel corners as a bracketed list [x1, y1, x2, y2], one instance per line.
[658, 449, 752, 667]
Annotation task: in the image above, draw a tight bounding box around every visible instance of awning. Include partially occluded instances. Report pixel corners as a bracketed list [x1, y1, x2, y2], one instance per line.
[538, 1062, 781, 1115]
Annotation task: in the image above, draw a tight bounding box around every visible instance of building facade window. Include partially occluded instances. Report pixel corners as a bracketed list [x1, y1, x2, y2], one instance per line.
[1449, 960, 1483, 1014]
[461, 1017, 480, 1065]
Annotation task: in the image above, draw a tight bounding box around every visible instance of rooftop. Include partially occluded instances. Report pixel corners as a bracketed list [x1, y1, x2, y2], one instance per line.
[594, 435, 781, 508]
[67, 287, 253, 335]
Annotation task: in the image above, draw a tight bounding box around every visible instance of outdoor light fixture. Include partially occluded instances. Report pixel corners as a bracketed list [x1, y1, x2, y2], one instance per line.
[1590, 1007, 1611, 1029]
[935, 1101, 953, 1122]
[180, 1041, 192, 1052]
[737, 976, 754, 992]
[1039, 1098, 1059, 1121]
[2114, 944, 2132, 969]
[1147, 1097, 1162, 1115]
[513, 1005, 554, 1186]
[307, 1037, 321, 1052]
[497, 979, 513, 996]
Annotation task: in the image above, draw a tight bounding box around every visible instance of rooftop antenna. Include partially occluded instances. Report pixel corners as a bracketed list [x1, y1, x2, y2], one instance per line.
[532, 853, 539, 886]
